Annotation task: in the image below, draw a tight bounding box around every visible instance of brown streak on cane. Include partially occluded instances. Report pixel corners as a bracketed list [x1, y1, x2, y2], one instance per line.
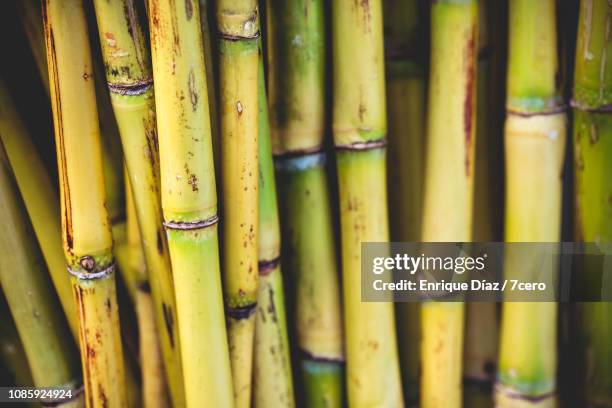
[43, 5, 74, 256]
[463, 24, 476, 177]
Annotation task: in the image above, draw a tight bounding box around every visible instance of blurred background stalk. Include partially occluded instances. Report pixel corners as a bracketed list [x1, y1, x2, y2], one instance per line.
[382, 0, 425, 402]
[572, 0, 612, 406]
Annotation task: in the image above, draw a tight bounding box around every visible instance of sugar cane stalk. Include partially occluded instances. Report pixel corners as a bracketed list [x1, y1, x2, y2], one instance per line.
[382, 0, 426, 402]
[420, 1, 478, 407]
[464, 1, 501, 406]
[147, 0, 234, 406]
[216, 1, 260, 406]
[332, 0, 404, 405]
[253, 56, 295, 408]
[0, 142, 83, 406]
[113, 176, 170, 408]
[91, 1, 184, 405]
[42, 0, 127, 405]
[0, 79, 78, 338]
[19, 0, 125, 227]
[572, 0, 612, 406]
[496, 0, 566, 406]
[267, 0, 345, 405]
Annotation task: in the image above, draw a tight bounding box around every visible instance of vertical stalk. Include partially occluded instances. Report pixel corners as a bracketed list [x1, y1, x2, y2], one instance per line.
[267, 0, 344, 406]
[383, 0, 425, 244]
[471, 0, 499, 242]
[18, 0, 125, 228]
[0, 144, 83, 406]
[253, 58, 295, 407]
[463, 302, 497, 407]
[42, 1, 127, 406]
[420, 1, 478, 407]
[134, 288, 169, 408]
[497, 1, 566, 406]
[216, 1, 260, 406]
[332, 0, 404, 406]
[91, 1, 185, 405]
[147, 0, 234, 406]
[278, 155, 346, 408]
[1, 81, 139, 408]
[382, 0, 425, 402]
[572, 0, 612, 406]
[106, 195, 140, 407]
[0, 79, 78, 338]
[267, 0, 326, 154]
[125, 183, 170, 408]
[464, 1, 500, 406]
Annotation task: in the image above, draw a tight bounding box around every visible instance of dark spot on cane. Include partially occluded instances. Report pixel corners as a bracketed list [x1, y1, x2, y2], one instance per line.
[185, 0, 193, 20]
[99, 385, 108, 408]
[156, 229, 164, 254]
[138, 281, 151, 293]
[188, 68, 198, 111]
[80, 256, 96, 272]
[162, 303, 175, 348]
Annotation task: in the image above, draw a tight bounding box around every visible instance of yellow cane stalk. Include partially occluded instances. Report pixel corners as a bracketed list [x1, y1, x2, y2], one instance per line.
[216, 1, 260, 406]
[497, 116, 565, 408]
[147, 0, 234, 406]
[91, 1, 184, 405]
[42, 1, 127, 406]
[0, 145, 83, 407]
[332, 0, 404, 406]
[0, 79, 78, 338]
[18, 0, 125, 227]
[1, 80, 139, 408]
[497, 1, 565, 407]
[421, 1, 478, 407]
[134, 288, 169, 408]
[0, 101, 136, 406]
